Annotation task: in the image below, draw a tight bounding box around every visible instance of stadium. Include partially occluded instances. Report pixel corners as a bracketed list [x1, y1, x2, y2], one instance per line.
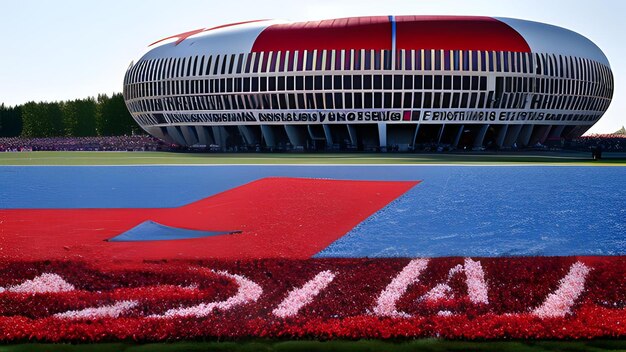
[122, 16, 614, 151]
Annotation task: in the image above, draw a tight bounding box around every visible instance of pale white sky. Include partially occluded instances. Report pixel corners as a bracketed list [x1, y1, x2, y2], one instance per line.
[0, 0, 624, 133]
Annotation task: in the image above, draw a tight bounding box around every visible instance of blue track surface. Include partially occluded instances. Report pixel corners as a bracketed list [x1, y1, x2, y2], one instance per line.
[1, 165, 624, 257]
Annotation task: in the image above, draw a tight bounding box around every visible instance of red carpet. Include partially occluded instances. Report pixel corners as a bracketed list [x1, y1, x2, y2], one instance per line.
[1, 178, 419, 263]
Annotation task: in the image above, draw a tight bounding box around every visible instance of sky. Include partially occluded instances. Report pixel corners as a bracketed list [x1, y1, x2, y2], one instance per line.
[0, 0, 624, 134]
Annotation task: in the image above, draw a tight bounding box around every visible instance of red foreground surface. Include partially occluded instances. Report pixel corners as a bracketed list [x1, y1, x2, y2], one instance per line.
[0, 177, 418, 262]
[0, 257, 624, 341]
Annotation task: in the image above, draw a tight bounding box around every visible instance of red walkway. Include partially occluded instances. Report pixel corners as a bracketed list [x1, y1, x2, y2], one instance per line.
[1, 178, 418, 262]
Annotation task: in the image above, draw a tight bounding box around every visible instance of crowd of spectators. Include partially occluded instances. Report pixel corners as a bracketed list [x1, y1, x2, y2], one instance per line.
[1, 133, 624, 153]
[568, 133, 625, 152]
[0, 135, 166, 152]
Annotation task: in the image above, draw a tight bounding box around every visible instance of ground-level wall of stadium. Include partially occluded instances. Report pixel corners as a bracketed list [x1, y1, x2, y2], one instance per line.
[145, 119, 591, 151]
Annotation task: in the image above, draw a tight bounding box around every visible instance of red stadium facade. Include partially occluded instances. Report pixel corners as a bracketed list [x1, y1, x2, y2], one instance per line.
[123, 16, 613, 151]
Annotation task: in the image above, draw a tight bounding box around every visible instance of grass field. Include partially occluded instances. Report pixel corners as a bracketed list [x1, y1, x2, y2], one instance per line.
[1, 150, 625, 165]
[2, 339, 626, 352]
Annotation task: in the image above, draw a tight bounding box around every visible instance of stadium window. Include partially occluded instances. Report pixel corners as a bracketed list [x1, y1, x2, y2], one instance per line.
[314, 93, 323, 108]
[383, 50, 392, 70]
[364, 92, 373, 108]
[296, 52, 305, 71]
[344, 92, 353, 108]
[480, 77, 487, 91]
[477, 92, 486, 108]
[443, 50, 451, 70]
[187, 57, 195, 76]
[354, 92, 363, 108]
[394, 75, 402, 89]
[384, 92, 392, 108]
[304, 93, 314, 108]
[462, 51, 470, 71]
[423, 92, 432, 108]
[212, 55, 220, 75]
[251, 77, 259, 91]
[178, 58, 185, 77]
[434, 50, 442, 71]
[316, 50, 323, 71]
[335, 51, 343, 70]
[343, 75, 352, 89]
[287, 76, 294, 90]
[374, 92, 383, 108]
[442, 93, 451, 108]
[415, 50, 422, 70]
[243, 77, 251, 92]
[414, 75, 422, 89]
[434, 76, 442, 90]
[364, 50, 372, 70]
[393, 93, 402, 108]
[383, 75, 392, 90]
[260, 77, 267, 91]
[334, 92, 343, 108]
[424, 50, 432, 70]
[325, 50, 333, 71]
[429, 92, 439, 108]
[443, 75, 452, 90]
[471, 51, 479, 71]
[405, 50, 413, 70]
[488, 52, 495, 72]
[363, 75, 372, 89]
[453, 50, 460, 71]
[315, 76, 323, 90]
[479, 51, 487, 71]
[353, 75, 362, 89]
[324, 75, 332, 90]
[334, 75, 342, 89]
[403, 92, 412, 108]
[306, 51, 314, 71]
[373, 75, 382, 89]
[471, 76, 479, 90]
[325, 93, 334, 108]
[374, 51, 382, 70]
[235, 54, 244, 74]
[268, 52, 277, 73]
[404, 75, 413, 89]
[228, 55, 236, 74]
[460, 93, 469, 108]
[462, 76, 471, 90]
[296, 76, 304, 90]
[413, 92, 422, 108]
[470, 92, 478, 108]
[288, 94, 296, 109]
[345, 50, 352, 71]
[278, 76, 285, 91]
[226, 78, 233, 92]
[287, 52, 295, 71]
[268, 77, 276, 91]
[424, 75, 433, 90]
[495, 52, 502, 72]
[305, 76, 313, 90]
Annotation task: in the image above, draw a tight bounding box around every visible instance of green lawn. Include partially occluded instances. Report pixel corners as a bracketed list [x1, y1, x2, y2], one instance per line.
[0, 151, 625, 165]
[2, 339, 625, 352]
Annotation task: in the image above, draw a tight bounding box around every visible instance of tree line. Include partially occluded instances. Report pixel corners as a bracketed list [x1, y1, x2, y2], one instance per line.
[0, 93, 140, 137]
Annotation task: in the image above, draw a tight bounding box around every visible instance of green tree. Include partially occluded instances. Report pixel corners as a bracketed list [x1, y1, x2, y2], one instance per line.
[96, 93, 137, 136]
[62, 98, 97, 136]
[21, 101, 63, 137]
[0, 104, 23, 137]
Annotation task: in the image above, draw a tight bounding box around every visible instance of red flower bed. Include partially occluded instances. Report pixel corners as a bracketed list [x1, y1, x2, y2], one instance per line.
[0, 257, 624, 342]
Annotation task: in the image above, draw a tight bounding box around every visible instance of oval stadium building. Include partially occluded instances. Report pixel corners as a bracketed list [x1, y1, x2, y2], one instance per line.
[123, 16, 613, 151]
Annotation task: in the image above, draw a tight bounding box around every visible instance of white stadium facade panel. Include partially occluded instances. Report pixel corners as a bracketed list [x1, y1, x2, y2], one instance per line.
[123, 16, 613, 151]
